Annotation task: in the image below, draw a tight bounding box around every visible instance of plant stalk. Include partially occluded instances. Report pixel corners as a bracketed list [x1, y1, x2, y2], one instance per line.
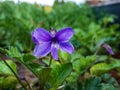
[0, 54, 28, 90]
[49, 56, 52, 67]
[94, 47, 101, 55]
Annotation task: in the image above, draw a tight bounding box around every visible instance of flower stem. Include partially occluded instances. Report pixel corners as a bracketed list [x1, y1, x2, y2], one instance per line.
[49, 56, 52, 67]
[94, 46, 101, 55]
[0, 54, 28, 90]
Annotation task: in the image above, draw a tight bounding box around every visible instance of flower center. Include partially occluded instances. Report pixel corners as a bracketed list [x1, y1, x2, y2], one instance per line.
[52, 38, 59, 49]
[50, 27, 56, 37]
[50, 27, 59, 48]
[52, 38, 57, 43]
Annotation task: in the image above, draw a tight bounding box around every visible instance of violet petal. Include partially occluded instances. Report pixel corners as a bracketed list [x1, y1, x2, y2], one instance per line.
[34, 42, 51, 57]
[60, 42, 74, 54]
[32, 31, 41, 44]
[102, 43, 114, 55]
[55, 27, 74, 42]
[32, 28, 52, 44]
[51, 47, 58, 60]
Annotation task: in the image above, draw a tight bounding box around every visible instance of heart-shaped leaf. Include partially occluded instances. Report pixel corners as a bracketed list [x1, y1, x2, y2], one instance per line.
[49, 63, 72, 90]
[38, 67, 52, 85]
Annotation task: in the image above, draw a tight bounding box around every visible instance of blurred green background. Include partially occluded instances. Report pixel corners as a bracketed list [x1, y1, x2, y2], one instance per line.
[1, 1, 120, 89]
[0, 0, 120, 55]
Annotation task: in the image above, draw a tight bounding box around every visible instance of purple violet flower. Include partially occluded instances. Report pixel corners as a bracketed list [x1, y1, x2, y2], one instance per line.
[102, 43, 114, 55]
[32, 27, 74, 60]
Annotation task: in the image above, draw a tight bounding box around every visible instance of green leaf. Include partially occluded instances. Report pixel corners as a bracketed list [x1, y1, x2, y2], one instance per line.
[66, 72, 78, 83]
[64, 84, 73, 90]
[58, 50, 69, 63]
[24, 62, 43, 76]
[73, 55, 97, 74]
[101, 73, 118, 86]
[77, 80, 83, 90]
[110, 60, 120, 69]
[38, 67, 52, 85]
[20, 55, 43, 76]
[0, 47, 7, 55]
[0, 60, 18, 88]
[90, 63, 111, 76]
[84, 77, 101, 90]
[0, 60, 17, 76]
[49, 63, 72, 90]
[6, 47, 22, 58]
[66, 55, 97, 83]
[90, 60, 120, 76]
[22, 54, 36, 63]
[0, 76, 18, 89]
[101, 84, 118, 90]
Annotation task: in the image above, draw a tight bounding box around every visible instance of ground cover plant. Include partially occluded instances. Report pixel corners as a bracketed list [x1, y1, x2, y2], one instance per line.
[0, 1, 120, 90]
